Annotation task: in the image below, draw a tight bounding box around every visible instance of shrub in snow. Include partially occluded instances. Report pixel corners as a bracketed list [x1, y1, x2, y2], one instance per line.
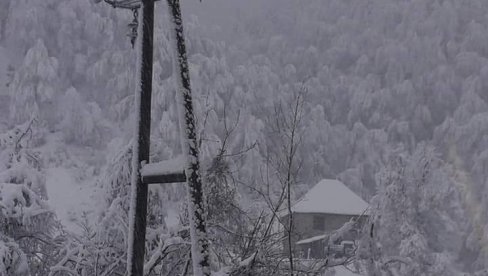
[0, 236, 29, 276]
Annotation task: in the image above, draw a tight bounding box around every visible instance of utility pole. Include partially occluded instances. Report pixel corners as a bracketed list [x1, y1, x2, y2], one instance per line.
[97, 1, 210, 275]
[126, 0, 154, 275]
[166, 0, 210, 274]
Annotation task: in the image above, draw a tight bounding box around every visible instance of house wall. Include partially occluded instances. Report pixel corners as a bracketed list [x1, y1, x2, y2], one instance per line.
[281, 212, 365, 259]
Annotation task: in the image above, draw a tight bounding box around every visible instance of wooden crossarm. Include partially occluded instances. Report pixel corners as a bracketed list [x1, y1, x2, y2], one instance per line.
[141, 157, 186, 184]
[142, 171, 186, 184]
[103, 0, 161, 9]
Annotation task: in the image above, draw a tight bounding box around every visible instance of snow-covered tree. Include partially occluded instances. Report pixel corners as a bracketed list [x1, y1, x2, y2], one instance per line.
[203, 140, 246, 270]
[8, 40, 60, 129]
[0, 119, 61, 275]
[58, 87, 111, 146]
[357, 145, 466, 275]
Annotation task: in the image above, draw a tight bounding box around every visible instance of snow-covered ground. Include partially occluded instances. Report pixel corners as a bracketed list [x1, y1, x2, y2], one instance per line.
[46, 167, 95, 233]
[165, 207, 180, 229]
[333, 266, 362, 276]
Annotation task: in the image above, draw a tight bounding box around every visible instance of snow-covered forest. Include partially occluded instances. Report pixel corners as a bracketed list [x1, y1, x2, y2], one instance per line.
[1, 0, 488, 275]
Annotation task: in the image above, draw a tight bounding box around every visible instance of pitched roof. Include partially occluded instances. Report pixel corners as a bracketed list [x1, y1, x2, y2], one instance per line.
[289, 179, 369, 216]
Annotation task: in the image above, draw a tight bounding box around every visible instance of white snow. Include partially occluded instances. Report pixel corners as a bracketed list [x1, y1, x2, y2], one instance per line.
[165, 208, 180, 228]
[45, 167, 94, 233]
[296, 234, 327, 245]
[238, 252, 257, 267]
[287, 179, 368, 216]
[332, 266, 362, 276]
[0, 183, 46, 219]
[141, 155, 185, 177]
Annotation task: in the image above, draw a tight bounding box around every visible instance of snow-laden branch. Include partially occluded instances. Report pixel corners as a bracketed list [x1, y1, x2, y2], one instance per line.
[143, 236, 184, 275]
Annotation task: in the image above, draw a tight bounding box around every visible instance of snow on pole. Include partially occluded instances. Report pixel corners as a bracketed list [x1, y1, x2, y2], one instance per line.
[141, 155, 186, 184]
[127, 0, 154, 275]
[165, 0, 211, 275]
[141, 155, 185, 177]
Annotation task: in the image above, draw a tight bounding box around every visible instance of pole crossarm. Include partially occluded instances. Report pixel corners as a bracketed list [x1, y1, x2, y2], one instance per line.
[104, 0, 141, 9]
[141, 158, 187, 184]
[142, 171, 186, 184]
[103, 0, 161, 9]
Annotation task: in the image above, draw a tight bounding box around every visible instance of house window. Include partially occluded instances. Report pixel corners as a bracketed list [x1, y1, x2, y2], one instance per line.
[313, 215, 325, 230]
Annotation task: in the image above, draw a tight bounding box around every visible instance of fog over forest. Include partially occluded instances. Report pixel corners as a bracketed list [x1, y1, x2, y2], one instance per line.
[1, 0, 488, 275]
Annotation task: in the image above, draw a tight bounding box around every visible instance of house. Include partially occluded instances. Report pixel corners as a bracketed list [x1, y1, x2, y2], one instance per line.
[280, 179, 369, 259]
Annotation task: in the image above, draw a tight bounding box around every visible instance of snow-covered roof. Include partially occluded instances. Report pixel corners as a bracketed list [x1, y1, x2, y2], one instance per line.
[296, 234, 328, 245]
[286, 179, 368, 216]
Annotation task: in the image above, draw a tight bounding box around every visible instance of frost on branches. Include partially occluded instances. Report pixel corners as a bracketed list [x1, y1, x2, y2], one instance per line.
[357, 145, 467, 276]
[0, 119, 61, 275]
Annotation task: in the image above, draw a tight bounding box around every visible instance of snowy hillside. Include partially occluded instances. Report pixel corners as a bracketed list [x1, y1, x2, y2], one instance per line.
[1, 0, 488, 275]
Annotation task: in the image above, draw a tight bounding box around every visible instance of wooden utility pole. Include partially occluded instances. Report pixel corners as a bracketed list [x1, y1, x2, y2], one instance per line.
[166, 0, 211, 275]
[98, 1, 210, 275]
[126, 0, 154, 275]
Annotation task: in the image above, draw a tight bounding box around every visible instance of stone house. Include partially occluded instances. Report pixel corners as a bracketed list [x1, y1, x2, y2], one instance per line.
[280, 179, 368, 259]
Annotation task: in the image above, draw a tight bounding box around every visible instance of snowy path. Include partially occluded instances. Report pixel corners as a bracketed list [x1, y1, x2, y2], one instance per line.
[46, 167, 95, 233]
